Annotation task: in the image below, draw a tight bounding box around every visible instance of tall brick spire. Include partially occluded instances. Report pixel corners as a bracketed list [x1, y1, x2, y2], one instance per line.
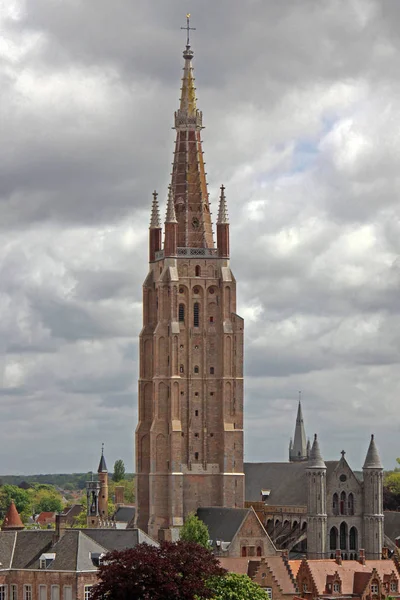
[170, 27, 214, 249]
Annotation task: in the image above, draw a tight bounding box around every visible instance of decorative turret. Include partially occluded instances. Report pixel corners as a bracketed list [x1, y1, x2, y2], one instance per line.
[170, 15, 214, 249]
[289, 398, 308, 462]
[149, 190, 162, 262]
[306, 434, 327, 558]
[164, 186, 178, 257]
[362, 435, 383, 559]
[2, 500, 24, 531]
[97, 444, 109, 522]
[217, 184, 230, 258]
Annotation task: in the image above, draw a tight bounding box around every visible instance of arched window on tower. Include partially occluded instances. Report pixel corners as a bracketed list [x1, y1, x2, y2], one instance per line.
[330, 527, 338, 551]
[349, 526, 357, 550]
[333, 493, 339, 516]
[195, 265, 201, 277]
[194, 303, 200, 327]
[179, 303, 185, 322]
[340, 491, 346, 515]
[348, 493, 354, 515]
[340, 522, 347, 550]
[256, 546, 262, 557]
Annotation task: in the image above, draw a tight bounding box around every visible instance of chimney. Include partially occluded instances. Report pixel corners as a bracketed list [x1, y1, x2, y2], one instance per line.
[54, 513, 67, 543]
[335, 550, 342, 565]
[359, 549, 366, 565]
[115, 486, 125, 505]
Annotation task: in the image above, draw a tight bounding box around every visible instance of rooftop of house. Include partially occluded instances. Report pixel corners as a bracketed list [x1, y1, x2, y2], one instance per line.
[301, 559, 400, 596]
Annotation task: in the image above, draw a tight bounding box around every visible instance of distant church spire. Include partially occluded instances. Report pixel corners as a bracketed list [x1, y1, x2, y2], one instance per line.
[289, 393, 308, 462]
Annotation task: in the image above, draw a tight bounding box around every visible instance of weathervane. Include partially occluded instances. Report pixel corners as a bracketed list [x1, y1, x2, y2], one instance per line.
[181, 13, 196, 47]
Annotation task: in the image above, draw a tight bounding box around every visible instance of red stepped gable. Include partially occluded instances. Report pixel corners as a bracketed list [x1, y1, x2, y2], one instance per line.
[2, 500, 24, 530]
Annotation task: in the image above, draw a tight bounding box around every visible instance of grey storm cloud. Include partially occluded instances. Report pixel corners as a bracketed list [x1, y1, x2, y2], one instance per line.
[0, 0, 399, 474]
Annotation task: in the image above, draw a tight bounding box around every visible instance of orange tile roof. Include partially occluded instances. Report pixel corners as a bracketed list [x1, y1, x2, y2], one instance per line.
[305, 559, 399, 595]
[2, 501, 24, 530]
[290, 560, 303, 578]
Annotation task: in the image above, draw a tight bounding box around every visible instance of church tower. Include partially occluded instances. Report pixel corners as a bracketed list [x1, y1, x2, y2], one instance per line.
[306, 434, 327, 558]
[362, 434, 384, 559]
[135, 22, 244, 541]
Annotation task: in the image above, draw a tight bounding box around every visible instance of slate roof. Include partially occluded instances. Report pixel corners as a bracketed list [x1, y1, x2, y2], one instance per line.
[113, 506, 136, 523]
[43, 531, 107, 571]
[83, 528, 157, 551]
[244, 461, 341, 505]
[308, 434, 326, 469]
[196, 507, 249, 547]
[384, 511, 400, 542]
[0, 532, 17, 568]
[11, 531, 54, 568]
[363, 434, 383, 469]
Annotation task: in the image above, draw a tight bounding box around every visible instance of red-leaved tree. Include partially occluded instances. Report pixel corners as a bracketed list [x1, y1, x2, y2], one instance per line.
[90, 540, 226, 600]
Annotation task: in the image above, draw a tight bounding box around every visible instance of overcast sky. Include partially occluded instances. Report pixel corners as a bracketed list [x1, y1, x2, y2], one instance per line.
[1, 0, 399, 475]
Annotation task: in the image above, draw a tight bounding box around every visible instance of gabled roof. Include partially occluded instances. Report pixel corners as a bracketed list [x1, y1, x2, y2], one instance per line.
[35, 512, 56, 524]
[304, 559, 399, 595]
[39, 531, 107, 571]
[250, 556, 298, 594]
[196, 507, 250, 548]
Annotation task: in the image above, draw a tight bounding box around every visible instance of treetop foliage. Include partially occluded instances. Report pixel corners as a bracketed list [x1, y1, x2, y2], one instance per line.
[207, 572, 270, 600]
[112, 459, 125, 482]
[90, 540, 226, 600]
[180, 512, 211, 549]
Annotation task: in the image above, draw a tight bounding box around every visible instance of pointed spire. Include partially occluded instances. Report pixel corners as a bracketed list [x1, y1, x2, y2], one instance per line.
[2, 500, 24, 530]
[363, 434, 383, 470]
[171, 19, 214, 249]
[308, 434, 326, 469]
[217, 185, 229, 224]
[98, 443, 107, 473]
[289, 395, 308, 462]
[150, 190, 161, 229]
[165, 186, 178, 223]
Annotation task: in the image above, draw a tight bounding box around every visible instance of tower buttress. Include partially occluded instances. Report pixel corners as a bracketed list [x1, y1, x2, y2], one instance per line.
[306, 434, 327, 559]
[217, 185, 230, 258]
[362, 434, 383, 559]
[149, 191, 162, 262]
[164, 186, 178, 257]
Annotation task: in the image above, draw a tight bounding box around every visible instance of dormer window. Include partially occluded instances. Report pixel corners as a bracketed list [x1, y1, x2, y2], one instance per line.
[39, 553, 56, 569]
[90, 552, 105, 567]
[390, 582, 398, 592]
[371, 582, 379, 595]
[333, 583, 340, 593]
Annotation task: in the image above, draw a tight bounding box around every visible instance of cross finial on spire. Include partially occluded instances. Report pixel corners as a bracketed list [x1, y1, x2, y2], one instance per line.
[341, 449, 346, 458]
[298, 390, 302, 402]
[101, 442, 104, 455]
[181, 13, 196, 48]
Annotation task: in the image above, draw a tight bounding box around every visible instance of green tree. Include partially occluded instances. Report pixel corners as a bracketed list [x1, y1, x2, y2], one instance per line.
[0, 485, 31, 518]
[207, 573, 270, 600]
[180, 512, 210, 548]
[112, 459, 125, 482]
